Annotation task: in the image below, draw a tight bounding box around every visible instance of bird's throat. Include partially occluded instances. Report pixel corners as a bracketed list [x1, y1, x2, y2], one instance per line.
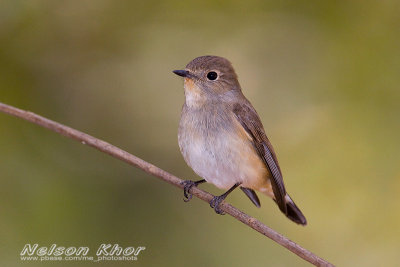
[184, 78, 207, 108]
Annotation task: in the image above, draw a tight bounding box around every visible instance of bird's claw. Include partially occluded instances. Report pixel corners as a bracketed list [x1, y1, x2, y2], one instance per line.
[210, 196, 226, 215]
[181, 180, 196, 202]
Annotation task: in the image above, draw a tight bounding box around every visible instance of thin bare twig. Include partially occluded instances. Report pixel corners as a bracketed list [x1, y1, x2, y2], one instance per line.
[0, 102, 334, 267]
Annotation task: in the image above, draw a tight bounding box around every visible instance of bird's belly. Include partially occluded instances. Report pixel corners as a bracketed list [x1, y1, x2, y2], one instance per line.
[179, 125, 269, 190]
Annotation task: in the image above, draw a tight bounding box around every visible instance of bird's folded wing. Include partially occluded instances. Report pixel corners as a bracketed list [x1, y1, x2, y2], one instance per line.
[233, 103, 287, 213]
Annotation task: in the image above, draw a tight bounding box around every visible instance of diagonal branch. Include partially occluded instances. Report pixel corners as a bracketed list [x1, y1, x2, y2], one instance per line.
[0, 102, 334, 267]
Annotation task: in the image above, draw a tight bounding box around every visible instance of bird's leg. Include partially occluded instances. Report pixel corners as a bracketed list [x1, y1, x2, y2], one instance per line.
[181, 179, 206, 202]
[210, 183, 241, 215]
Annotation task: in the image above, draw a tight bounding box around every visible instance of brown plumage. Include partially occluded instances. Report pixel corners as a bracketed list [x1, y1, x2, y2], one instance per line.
[174, 55, 307, 225]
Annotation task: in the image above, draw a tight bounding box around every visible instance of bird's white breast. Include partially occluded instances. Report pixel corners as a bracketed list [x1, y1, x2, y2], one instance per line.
[178, 105, 268, 190]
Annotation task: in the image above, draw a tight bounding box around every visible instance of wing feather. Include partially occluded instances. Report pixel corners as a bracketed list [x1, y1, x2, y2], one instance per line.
[233, 102, 287, 213]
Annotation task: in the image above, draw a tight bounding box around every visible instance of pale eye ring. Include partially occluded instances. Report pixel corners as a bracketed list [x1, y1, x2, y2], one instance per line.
[207, 71, 218, 80]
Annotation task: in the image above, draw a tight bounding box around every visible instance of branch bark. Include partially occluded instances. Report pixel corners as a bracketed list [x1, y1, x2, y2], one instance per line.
[0, 102, 334, 267]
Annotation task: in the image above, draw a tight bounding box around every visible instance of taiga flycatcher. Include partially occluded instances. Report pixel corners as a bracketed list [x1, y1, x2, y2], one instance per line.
[173, 55, 307, 225]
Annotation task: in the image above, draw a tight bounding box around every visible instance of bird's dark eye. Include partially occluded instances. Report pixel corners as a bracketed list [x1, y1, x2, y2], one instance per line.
[207, 71, 218, 80]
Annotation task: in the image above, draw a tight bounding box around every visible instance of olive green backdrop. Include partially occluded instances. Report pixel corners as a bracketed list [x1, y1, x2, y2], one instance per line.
[1, 1, 399, 266]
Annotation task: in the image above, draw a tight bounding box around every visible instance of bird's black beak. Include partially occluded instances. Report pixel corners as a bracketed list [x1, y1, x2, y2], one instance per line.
[173, 69, 190, 77]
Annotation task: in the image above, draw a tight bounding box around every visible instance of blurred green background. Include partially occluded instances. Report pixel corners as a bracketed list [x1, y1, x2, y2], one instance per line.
[1, 1, 399, 266]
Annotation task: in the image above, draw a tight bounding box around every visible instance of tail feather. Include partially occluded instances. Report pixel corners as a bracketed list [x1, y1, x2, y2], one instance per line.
[241, 187, 261, 208]
[284, 195, 307, 225]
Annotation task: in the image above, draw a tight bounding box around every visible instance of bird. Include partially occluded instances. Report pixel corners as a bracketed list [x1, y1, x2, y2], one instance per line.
[173, 55, 307, 225]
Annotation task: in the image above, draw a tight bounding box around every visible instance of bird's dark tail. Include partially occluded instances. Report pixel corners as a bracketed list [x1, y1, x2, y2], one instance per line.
[283, 194, 307, 225]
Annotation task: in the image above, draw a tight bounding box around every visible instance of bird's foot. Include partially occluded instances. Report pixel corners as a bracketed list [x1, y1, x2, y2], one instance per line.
[182, 180, 196, 202]
[181, 179, 205, 202]
[210, 195, 226, 215]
